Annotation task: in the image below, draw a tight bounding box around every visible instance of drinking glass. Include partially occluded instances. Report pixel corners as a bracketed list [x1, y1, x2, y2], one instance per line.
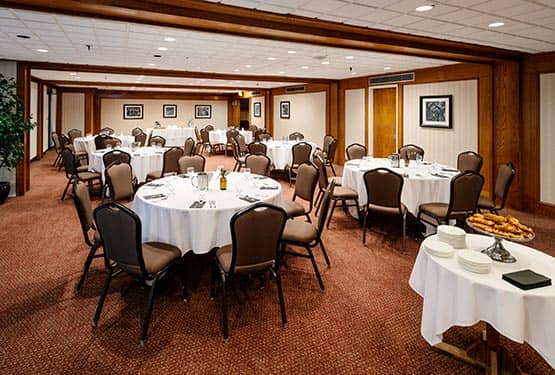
[243, 168, 251, 180]
[187, 167, 195, 179]
[415, 153, 423, 164]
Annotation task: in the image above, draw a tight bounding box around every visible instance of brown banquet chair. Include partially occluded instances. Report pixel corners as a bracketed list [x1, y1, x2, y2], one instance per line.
[183, 137, 196, 156]
[477, 162, 515, 214]
[100, 127, 115, 135]
[245, 153, 271, 176]
[288, 131, 304, 141]
[92, 202, 187, 346]
[286, 141, 312, 185]
[61, 148, 102, 200]
[283, 162, 319, 222]
[135, 132, 147, 147]
[399, 144, 424, 161]
[231, 138, 246, 172]
[210, 203, 288, 342]
[148, 135, 166, 147]
[457, 151, 483, 173]
[145, 147, 183, 181]
[131, 127, 144, 136]
[178, 155, 206, 173]
[346, 143, 367, 160]
[105, 161, 136, 205]
[247, 141, 267, 155]
[67, 128, 82, 143]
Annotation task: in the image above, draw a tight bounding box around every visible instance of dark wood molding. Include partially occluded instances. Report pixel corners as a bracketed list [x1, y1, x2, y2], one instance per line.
[93, 91, 101, 134]
[3, 0, 525, 63]
[84, 89, 94, 134]
[55, 87, 62, 134]
[16, 62, 31, 195]
[36, 81, 44, 159]
[97, 90, 233, 100]
[264, 90, 272, 134]
[25, 61, 328, 84]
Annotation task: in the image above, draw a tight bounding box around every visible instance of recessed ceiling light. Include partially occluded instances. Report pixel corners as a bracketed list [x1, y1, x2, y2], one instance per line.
[69, 72, 77, 76]
[16, 34, 30, 39]
[147, 63, 156, 66]
[163, 37, 176, 42]
[36, 48, 48, 53]
[301, 66, 309, 69]
[488, 21, 505, 28]
[345, 56, 354, 60]
[267, 57, 276, 60]
[245, 64, 252, 68]
[234, 80, 241, 83]
[351, 72, 357, 75]
[384, 66, 391, 70]
[233, 69, 240, 72]
[287, 50, 296, 54]
[157, 47, 168, 51]
[321, 61, 330, 65]
[279, 71, 286, 74]
[415, 5, 434, 12]
[75, 76, 81, 79]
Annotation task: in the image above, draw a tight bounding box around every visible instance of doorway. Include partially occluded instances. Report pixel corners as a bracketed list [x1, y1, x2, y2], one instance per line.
[372, 87, 397, 157]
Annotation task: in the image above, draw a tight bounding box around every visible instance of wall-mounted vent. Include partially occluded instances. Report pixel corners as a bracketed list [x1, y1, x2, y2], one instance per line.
[285, 85, 306, 93]
[251, 91, 262, 96]
[368, 73, 415, 85]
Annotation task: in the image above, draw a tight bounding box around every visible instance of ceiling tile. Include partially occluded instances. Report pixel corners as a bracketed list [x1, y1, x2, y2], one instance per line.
[300, 0, 345, 13]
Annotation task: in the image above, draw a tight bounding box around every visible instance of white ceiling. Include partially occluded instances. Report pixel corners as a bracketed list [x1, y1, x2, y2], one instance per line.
[212, 0, 555, 53]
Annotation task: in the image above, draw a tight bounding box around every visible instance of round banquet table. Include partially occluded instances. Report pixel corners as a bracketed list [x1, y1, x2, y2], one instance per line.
[209, 129, 253, 145]
[262, 140, 317, 170]
[132, 172, 283, 255]
[409, 233, 555, 369]
[73, 134, 135, 154]
[146, 127, 196, 147]
[341, 158, 455, 216]
[88, 146, 164, 183]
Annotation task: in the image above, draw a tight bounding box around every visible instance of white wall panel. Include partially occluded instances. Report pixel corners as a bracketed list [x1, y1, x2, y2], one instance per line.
[273, 92, 326, 145]
[101, 99, 228, 134]
[250, 96, 265, 130]
[345, 89, 365, 151]
[540, 73, 555, 204]
[62, 92, 85, 135]
[403, 80, 478, 167]
[29, 81, 38, 160]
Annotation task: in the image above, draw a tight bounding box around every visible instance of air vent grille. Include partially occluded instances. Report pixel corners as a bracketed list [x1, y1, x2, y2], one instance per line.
[285, 85, 305, 93]
[369, 73, 415, 85]
[251, 91, 262, 96]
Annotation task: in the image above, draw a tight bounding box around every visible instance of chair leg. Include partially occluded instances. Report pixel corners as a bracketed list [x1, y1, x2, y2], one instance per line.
[319, 239, 331, 267]
[306, 246, 325, 292]
[326, 200, 338, 229]
[180, 259, 188, 302]
[314, 190, 323, 216]
[140, 275, 159, 346]
[414, 212, 422, 238]
[76, 244, 99, 293]
[220, 271, 229, 343]
[402, 212, 407, 253]
[209, 260, 217, 300]
[92, 268, 113, 328]
[274, 265, 287, 328]
[329, 162, 337, 176]
[362, 208, 368, 244]
[61, 178, 72, 200]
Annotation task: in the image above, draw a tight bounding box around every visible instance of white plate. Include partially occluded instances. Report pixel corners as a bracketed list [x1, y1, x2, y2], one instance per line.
[458, 250, 492, 266]
[423, 238, 454, 257]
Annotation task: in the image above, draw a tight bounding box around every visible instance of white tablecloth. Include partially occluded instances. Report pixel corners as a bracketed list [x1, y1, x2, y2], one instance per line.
[88, 146, 164, 183]
[132, 172, 283, 254]
[409, 234, 555, 368]
[146, 127, 196, 147]
[209, 129, 253, 145]
[262, 140, 317, 170]
[341, 159, 454, 216]
[73, 135, 135, 154]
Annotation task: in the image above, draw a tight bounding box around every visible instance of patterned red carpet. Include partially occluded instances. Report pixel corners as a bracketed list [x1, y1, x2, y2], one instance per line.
[0, 151, 553, 374]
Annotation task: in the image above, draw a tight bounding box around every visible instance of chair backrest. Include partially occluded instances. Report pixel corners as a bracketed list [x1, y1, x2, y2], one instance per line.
[323, 135, 334, 154]
[245, 154, 271, 176]
[100, 127, 115, 135]
[193, 142, 203, 156]
[162, 147, 184, 175]
[259, 133, 272, 142]
[226, 129, 239, 144]
[178, 155, 205, 173]
[447, 171, 484, 218]
[62, 148, 77, 177]
[231, 138, 242, 161]
[205, 124, 215, 132]
[131, 127, 143, 136]
[289, 131, 304, 141]
[102, 138, 121, 149]
[94, 134, 112, 150]
[52, 132, 62, 152]
[149, 135, 166, 147]
[493, 162, 515, 209]
[457, 151, 483, 173]
[229, 203, 287, 275]
[60, 134, 71, 149]
[134, 132, 147, 147]
[363, 168, 404, 212]
[194, 126, 202, 142]
[103, 150, 131, 168]
[236, 134, 248, 154]
[73, 180, 95, 245]
[346, 143, 367, 160]
[94, 202, 147, 276]
[294, 162, 319, 203]
[247, 141, 267, 155]
[183, 137, 195, 156]
[291, 142, 312, 165]
[67, 128, 82, 143]
[399, 144, 424, 161]
[312, 154, 329, 190]
[316, 181, 334, 236]
[105, 162, 134, 202]
[200, 127, 210, 143]
[326, 138, 338, 163]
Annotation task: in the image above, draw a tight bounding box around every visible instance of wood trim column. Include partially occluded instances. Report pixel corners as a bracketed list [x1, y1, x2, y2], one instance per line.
[36, 81, 44, 159]
[84, 89, 94, 134]
[16, 62, 31, 195]
[328, 82, 342, 163]
[93, 90, 101, 134]
[266, 91, 273, 135]
[397, 84, 404, 149]
[55, 87, 62, 134]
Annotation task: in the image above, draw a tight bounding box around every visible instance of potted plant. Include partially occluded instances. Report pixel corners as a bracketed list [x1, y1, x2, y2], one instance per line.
[0, 73, 36, 204]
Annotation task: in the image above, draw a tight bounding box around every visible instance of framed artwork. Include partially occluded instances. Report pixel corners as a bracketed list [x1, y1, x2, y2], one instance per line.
[123, 104, 143, 120]
[280, 101, 290, 119]
[163, 104, 177, 118]
[253, 102, 261, 118]
[419, 95, 452, 128]
[195, 104, 212, 119]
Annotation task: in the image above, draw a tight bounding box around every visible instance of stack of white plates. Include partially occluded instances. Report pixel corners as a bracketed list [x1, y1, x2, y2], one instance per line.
[457, 250, 492, 274]
[437, 225, 467, 249]
[423, 238, 454, 257]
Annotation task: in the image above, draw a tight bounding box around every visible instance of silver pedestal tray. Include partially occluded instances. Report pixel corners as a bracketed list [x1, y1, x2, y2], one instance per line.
[466, 219, 535, 263]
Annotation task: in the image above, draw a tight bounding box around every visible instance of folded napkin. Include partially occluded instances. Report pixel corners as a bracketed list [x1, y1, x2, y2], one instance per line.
[143, 193, 166, 200]
[189, 200, 206, 208]
[146, 182, 164, 187]
[259, 185, 279, 190]
[239, 195, 259, 203]
[431, 172, 450, 178]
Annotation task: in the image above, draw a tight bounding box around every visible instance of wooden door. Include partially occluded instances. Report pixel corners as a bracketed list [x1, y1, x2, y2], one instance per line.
[373, 88, 397, 157]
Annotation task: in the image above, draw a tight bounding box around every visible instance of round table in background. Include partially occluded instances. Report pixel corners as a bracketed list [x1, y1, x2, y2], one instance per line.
[209, 129, 253, 145]
[73, 134, 135, 154]
[262, 140, 317, 170]
[88, 146, 164, 183]
[146, 127, 196, 147]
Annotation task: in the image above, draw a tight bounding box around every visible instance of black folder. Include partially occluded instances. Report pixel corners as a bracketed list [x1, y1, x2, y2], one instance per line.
[502, 269, 552, 290]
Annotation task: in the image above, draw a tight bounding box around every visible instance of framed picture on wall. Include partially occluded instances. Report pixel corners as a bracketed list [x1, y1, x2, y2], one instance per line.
[280, 101, 290, 119]
[123, 104, 144, 120]
[253, 102, 261, 118]
[195, 104, 212, 119]
[419, 95, 452, 128]
[163, 104, 177, 118]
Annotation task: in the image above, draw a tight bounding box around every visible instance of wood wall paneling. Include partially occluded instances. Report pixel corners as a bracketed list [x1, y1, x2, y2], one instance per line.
[84, 89, 94, 134]
[16, 62, 31, 195]
[373, 88, 397, 158]
[36, 81, 44, 159]
[55, 87, 63, 134]
[266, 91, 273, 135]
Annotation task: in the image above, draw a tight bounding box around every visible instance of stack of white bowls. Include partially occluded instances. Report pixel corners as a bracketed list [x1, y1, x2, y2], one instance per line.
[423, 237, 454, 257]
[457, 250, 492, 274]
[437, 225, 467, 249]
